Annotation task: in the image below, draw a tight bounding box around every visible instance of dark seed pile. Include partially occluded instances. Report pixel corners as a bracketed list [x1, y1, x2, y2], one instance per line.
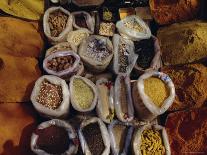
[75, 13, 88, 28]
[82, 122, 105, 155]
[134, 37, 155, 69]
[118, 42, 129, 73]
[36, 125, 70, 154]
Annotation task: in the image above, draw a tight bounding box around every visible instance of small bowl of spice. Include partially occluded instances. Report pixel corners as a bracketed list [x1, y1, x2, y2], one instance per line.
[30, 75, 70, 118]
[132, 71, 175, 121]
[96, 78, 114, 124]
[133, 124, 171, 155]
[70, 76, 98, 112]
[72, 11, 95, 34]
[43, 7, 73, 44]
[31, 119, 79, 155]
[45, 42, 78, 57]
[79, 117, 110, 155]
[43, 51, 80, 80]
[108, 120, 134, 155]
[134, 36, 162, 73]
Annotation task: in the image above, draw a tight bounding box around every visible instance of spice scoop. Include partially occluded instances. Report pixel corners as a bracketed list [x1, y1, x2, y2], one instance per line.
[43, 7, 73, 44]
[31, 119, 79, 155]
[70, 76, 98, 112]
[108, 120, 134, 155]
[132, 124, 171, 155]
[31, 75, 70, 118]
[132, 71, 175, 121]
[43, 51, 80, 81]
[114, 75, 134, 122]
[116, 15, 151, 41]
[79, 35, 114, 73]
[96, 78, 114, 124]
[72, 11, 95, 34]
[45, 42, 77, 57]
[78, 117, 110, 155]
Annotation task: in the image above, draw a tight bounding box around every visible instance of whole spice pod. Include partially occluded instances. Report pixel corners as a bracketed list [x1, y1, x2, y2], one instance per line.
[45, 42, 78, 57]
[31, 119, 79, 155]
[113, 34, 138, 75]
[78, 117, 110, 155]
[79, 35, 114, 73]
[116, 15, 151, 41]
[132, 124, 171, 155]
[43, 51, 80, 81]
[43, 7, 73, 44]
[96, 78, 115, 124]
[134, 35, 162, 73]
[132, 71, 175, 121]
[72, 11, 95, 34]
[70, 76, 98, 112]
[114, 75, 134, 122]
[30, 75, 70, 118]
[108, 120, 134, 155]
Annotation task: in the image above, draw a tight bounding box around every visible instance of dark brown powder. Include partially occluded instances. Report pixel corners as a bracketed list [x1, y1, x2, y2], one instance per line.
[36, 125, 70, 154]
[82, 122, 105, 155]
[75, 13, 88, 28]
[120, 77, 128, 116]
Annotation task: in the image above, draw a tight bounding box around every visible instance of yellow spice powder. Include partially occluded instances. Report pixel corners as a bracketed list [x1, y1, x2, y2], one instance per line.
[73, 78, 94, 109]
[144, 77, 169, 107]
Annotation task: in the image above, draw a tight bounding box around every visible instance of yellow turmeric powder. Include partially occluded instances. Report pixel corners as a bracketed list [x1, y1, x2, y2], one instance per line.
[0, 0, 44, 20]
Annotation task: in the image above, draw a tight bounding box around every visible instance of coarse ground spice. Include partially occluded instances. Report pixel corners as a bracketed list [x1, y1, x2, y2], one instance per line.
[99, 22, 115, 37]
[124, 19, 143, 32]
[36, 79, 63, 109]
[113, 124, 128, 153]
[134, 37, 155, 69]
[75, 13, 88, 28]
[118, 41, 129, 73]
[140, 129, 165, 155]
[49, 10, 68, 37]
[120, 77, 128, 117]
[144, 77, 169, 107]
[73, 78, 94, 109]
[36, 125, 70, 154]
[82, 122, 105, 155]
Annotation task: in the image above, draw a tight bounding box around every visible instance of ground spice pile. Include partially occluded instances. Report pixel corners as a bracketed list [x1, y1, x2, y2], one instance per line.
[73, 78, 94, 109]
[120, 77, 128, 117]
[37, 79, 63, 109]
[118, 41, 129, 73]
[144, 77, 169, 107]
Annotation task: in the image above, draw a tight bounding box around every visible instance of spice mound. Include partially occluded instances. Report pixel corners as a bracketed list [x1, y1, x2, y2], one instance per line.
[82, 122, 105, 155]
[36, 125, 70, 154]
[99, 22, 115, 37]
[140, 129, 165, 155]
[124, 19, 143, 32]
[47, 55, 75, 72]
[118, 40, 130, 73]
[134, 37, 155, 69]
[74, 13, 88, 28]
[144, 77, 169, 107]
[73, 78, 94, 109]
[49, 10, 68, 37]
[67, 30, 89, 46]
[36, 79, 63, 109]
[86, 38, 111, 62]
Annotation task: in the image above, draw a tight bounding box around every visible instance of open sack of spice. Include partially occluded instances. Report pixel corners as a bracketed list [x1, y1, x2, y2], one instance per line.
[72, 11, 95, 34]
[78, 117, 110, 155]
[113, 34, 138, 75]
[96, 78, 114, 124]
[132, 71, 175, 121]
[116, 15, 151, 41]
[70, 76, 98, 112]
[108, 120, 134, 155]
[114, 75, 134, 122]
[31, 75, 70, 118]
[79, 35, 114, 72]
[134, 35, 162, 73]
[43, 7, 73, 44]
[45, 42, 77, 57]
[132, 124, 171, 155]
[31, 119, 79, 155]
[43, 51, 81, 81]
